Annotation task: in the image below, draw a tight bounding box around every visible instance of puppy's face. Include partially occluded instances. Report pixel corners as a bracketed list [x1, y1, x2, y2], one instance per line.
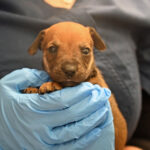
[28, 22, 106, 87]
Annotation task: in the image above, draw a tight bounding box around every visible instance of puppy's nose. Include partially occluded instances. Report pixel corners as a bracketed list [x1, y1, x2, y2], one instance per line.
[61, 63, 77, 78]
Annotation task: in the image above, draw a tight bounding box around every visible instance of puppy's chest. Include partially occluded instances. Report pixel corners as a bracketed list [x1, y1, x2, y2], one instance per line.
[87, 68, 109, 89]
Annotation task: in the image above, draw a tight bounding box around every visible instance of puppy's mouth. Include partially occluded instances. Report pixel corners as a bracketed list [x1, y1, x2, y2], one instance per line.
[59, 81, 80, 87]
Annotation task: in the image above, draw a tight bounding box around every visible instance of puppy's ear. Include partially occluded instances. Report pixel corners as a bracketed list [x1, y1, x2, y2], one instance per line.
[28, 30, 45, 55]
[88, 27, 106, 50]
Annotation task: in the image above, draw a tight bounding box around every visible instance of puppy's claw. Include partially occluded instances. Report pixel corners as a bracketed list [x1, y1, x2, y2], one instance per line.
[39, 82, 62, 94]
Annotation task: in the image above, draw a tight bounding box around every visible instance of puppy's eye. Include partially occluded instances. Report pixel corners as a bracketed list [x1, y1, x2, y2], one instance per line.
[48, 45, 58, 53]
[81, 47, 90, 55]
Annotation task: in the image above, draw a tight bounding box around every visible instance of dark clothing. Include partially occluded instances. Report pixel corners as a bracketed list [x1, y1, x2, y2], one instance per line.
[128, 90, 150, 150]
[0, 0, 150, 142]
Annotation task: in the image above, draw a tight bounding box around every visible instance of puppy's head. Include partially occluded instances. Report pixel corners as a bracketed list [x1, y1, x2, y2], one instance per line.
[28, 22, 106, 87]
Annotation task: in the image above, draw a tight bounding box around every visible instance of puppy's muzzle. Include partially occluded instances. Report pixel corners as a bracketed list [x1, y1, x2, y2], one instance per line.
[61, 62, 77, 78]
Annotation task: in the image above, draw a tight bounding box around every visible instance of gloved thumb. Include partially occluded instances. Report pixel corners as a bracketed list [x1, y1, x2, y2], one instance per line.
[0, 68, 50, 91]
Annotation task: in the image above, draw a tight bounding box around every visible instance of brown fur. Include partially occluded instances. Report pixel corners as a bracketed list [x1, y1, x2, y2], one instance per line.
[24, 22, 127, 150]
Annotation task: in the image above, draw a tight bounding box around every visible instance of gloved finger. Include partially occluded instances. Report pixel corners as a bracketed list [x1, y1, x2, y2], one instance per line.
[49, 126, 103, 150]
[39, 102, 111, 144]
[17, 83, 111, 127]
[19, 82, 111, 111]
[19, 82, 97, 110]
[0, 68, 50, 90]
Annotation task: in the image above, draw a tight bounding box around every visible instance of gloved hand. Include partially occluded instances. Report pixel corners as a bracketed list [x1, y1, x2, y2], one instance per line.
[0, 68, 115, 150]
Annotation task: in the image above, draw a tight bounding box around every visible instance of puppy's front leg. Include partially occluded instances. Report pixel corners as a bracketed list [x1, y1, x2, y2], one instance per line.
[23, 82, 62, 94]
[39, 82, 62, 94]
[23, 87, 39, 93]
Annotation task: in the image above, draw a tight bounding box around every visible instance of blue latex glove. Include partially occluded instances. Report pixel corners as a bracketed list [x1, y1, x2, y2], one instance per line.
[0, 68, 115, 150]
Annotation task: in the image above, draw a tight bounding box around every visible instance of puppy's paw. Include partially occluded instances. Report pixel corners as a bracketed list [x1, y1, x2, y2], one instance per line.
[23, 87, 39, 93]
[39, 82, 62, 94]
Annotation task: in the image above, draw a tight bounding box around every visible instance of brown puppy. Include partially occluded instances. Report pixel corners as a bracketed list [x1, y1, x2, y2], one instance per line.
[24, 22, 127, 150]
